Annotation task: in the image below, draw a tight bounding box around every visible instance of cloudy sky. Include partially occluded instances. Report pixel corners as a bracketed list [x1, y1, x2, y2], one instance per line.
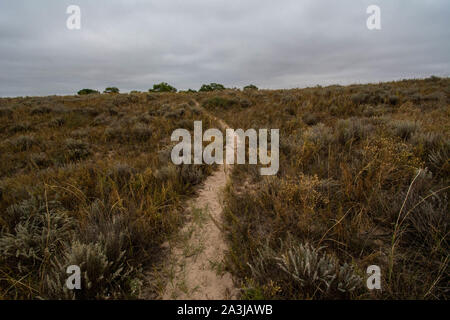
[0, 0, 449, 96]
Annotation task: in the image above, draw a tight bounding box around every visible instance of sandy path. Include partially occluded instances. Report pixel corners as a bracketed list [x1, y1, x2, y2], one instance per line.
[161, 103, 238, 300]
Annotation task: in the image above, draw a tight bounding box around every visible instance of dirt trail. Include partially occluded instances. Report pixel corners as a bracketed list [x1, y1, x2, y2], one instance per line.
[161, 103, 238, 300]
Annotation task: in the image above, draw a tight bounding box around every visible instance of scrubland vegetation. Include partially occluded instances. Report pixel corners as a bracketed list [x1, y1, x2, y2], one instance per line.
[0, 77, 448, 299]
[0, 92, 214, 299]
[206, 77, 449, 299]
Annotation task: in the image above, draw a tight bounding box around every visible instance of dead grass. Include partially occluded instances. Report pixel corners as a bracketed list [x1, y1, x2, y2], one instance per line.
[217, 78, 449, 300]
[0, 77, 448, 299]
[0, 92, 214, 299]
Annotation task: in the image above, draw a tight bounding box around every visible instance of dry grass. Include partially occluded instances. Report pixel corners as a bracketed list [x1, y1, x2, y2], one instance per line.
[214, 77, 449, 299]
[0, 92, 215, 299]
[0, 77, 448, 299]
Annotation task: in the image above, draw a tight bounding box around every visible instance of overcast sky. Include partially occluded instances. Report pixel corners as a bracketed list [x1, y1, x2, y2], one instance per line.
[0, 0, 449, 97]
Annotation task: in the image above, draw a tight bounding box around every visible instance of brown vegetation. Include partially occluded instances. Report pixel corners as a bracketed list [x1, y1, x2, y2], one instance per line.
[0, 77, 448, 299]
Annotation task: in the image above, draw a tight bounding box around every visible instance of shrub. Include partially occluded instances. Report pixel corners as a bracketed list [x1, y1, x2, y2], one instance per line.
[423, 92, 443, 102]
[180, 165, 206, 186]
[71, 128, 90, 138]
[44, 197, 152, 299]
[111, 95, 136, 106]
[244, 84, 258, 91]
[92, 114, 111, 126]
[0, 198, 75, 274]
[302, 113, 320, 126]
[304, 123, 333, 147]
[30, 106, 52, 115]
[239, 98, 252, 108]
[49, 117, 65, 127]
[281, 94, 296, 105]
[247, 240, 363, 299]
[387, 95, 399, 105]
[165, 107, 185, 119]
[64, 139, 92, 161]
[395, 169, 449, 251]
[9, 122, 32, 133]
[428, 140, 450, 177]
[335, 118, 373, 144]
[425, 75, 441, 82]
[45, 241, 131, 299]
[149, 82, 177, 93]
[30, 152, 51, 168]
[104, 87, 119, 94]
[77, 89, 100, 95]
[189, 105, 202, 115]
[75, 107, 101, 116]
[105, 126, 123, 141]
[410, 132, 444, 153]
[203, 96, 238, 109]
[390, 120, 420, 140]
[362, 105, 377, 117]
[154, 164, 178, 182]
[130, 123, 152, 141]
[107, 164, 137, 188]
[9, 135, 37, 151]
[199, 83, 225, 92]
[351, 93, 369, 105]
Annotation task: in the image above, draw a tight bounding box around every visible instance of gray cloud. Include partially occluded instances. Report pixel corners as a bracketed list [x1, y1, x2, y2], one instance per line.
[0, 0, 449, 96]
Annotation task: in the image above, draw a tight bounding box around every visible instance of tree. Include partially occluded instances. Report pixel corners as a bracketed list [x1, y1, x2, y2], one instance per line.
[199, 83, 225, 92]
[244, 84, 258, 91]
[77, 89, 99, 95]
[149, 82, 177, 93]
[104, 87, 119, 94]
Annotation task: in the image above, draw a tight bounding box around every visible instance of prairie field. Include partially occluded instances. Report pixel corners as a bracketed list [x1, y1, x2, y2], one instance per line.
[0, 77, 448, 299]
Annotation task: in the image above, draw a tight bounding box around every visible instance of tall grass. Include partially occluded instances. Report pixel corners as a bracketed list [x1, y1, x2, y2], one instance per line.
[218, 78, 449, 299]
[0, 92, 214, 299]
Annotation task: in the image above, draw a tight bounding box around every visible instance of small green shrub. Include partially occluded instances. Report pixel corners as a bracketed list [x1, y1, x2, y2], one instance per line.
[104, 87, 120, 94]
[199, 83, 225, 92]
[149, 82, 177, 93]
[247, 240, 363, 299]
[244, 84, 258, 91]
[0, 197, 75, 274]
[77, 89, 100, 95]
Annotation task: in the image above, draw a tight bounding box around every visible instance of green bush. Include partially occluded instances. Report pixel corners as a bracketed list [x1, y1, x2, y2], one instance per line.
[199, 83, 225, 92]
[244, 84, 258, 90]
[77, 89, 100, 95]
[247, 240, 363, 299]
[104, 87, 119, 94]
[149, 82, 177, 93]
[0, 197, 75, 275]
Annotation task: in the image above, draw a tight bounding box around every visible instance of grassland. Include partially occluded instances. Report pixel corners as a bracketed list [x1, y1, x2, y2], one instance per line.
[0, 92, 215, 299]
[0, 76, 448, 299]
[204, 77, 449, 299]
